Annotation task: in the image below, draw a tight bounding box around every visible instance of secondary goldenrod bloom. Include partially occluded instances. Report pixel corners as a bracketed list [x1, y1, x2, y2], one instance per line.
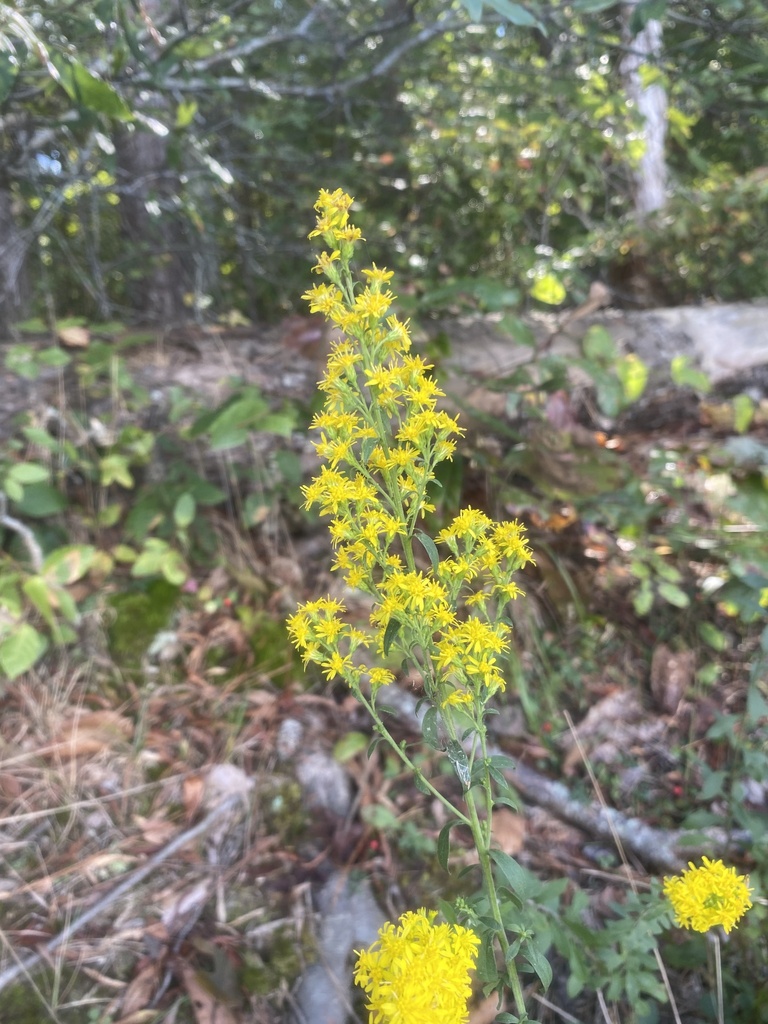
[354, 908, 479, 1024]
[663, 857, 753, 934]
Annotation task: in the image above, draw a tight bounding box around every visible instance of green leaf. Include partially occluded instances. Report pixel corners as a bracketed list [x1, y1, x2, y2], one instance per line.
[415, 531, 440, 572]
[260, 409, 297, 436]
[633, 581, 654, 616]
[487, 754, 518, 775]
[446, 739, 471, 789]
[4, 478, 23, 503]
[670, 356, 711, 394]
[733, 393, 755, 434]
[523, 936, 553, 990]
[12, 482, 67, 517]
[100, 454, 134, 488]
[366, 733, 384, 758]
[582, 325, 616, 363]
[486, 0, 544, 30]
[529, 274, 566, 305]
[572, 0, 617, 9]
[52, 55, 132, 120]
[6, 462, 49, 485]
[0, 623, 48, 680]
[173, 493, 196, 529]
[462, 0, 484, 21]
[421, 705, 441, 749]
[616, 353, 648, 403]
[630, 0, 667, 34]
[42, 545, 95, 585]
[175, 99, 198, 128]
[698, 621, 728, 651]
[382, 617, 402, 656]
[490, 849, 542, 901]
[22, 576, 56, 632]
[658, 581, 690, 608]
[437, 819, 464, 871]
[333, 731, 368, 763]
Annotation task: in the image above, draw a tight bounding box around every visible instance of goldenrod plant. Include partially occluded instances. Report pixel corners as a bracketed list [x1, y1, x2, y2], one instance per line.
[286, 187, 536, 1020]
[287, 189, 761, 1024]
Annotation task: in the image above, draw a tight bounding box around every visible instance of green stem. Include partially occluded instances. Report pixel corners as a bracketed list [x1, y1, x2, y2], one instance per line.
[357, 689, 472, 829]
[442, 711, 528, 1018]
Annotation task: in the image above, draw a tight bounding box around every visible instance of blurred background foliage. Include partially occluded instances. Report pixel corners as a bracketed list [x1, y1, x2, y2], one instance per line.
[1, 0, 767, 331]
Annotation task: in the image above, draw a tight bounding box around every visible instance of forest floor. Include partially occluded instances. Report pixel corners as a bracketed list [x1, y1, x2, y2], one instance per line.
[0, 314, 766, 1024]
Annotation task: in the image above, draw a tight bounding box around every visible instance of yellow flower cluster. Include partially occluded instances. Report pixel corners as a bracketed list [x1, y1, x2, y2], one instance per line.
[354, 908, 480, 1024]
[287, 189, 534, 710]
[663, 856, 753, 934]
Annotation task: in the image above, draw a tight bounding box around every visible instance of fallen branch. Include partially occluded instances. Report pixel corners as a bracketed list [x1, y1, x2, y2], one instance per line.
[0, 793, 244, 995]
[377, 686, 751, 874]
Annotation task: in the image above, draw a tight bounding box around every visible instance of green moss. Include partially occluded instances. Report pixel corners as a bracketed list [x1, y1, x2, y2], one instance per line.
[244, 610, 302, 685]
[107, 578, 179, 668]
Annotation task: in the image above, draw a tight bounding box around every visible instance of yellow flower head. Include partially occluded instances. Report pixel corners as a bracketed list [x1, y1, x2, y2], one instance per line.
[663, 856, 753, 934]
[354, 908, 480, 1024]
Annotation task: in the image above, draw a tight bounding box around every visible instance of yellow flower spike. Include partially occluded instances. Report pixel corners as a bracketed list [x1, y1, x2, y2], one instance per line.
[354, 908, 480, 1024]
[663, 857, 753, 934]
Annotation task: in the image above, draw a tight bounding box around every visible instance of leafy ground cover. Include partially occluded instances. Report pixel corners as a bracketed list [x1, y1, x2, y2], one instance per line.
[0, 313, 766, 1023]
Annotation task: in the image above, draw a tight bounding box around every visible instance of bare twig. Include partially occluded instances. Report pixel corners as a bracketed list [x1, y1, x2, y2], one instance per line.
[0, 792, 246, 995]
[0, 494, 44, 572]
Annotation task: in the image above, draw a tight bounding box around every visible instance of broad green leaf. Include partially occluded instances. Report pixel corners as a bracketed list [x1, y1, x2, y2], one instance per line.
[112, 544, 137, 562]
[523, 936, 553, 990]
[160, 549, 187, 586]
[733, 393, 755, 434]
[616, 353, 648, 403]
[260, 409, 297, 436]
[490, 849, 543, 901]
[529, 274, 566, 305]
[8, 462, 50, 484]
[582, 324, 616, 363]
[486, 0, 544, 30]
[0, 624, 48, 680]
[630, 0, 667, 34]
[100, 454, 134, 488]
[670, 355, 711, 394]
[22, 576, 56, 631]
[174, 493, 196, 528]
[698, 621, 728, 651]
[333, 731, 368, 762]
[633, 582, 654, 616]
[12, 482, 67, 517]
[462, 0, 484, 21]
[573, 0, 618, 10]
[42, 545, 95, 584]
[658, 581, 690, 608]
[4, 478, 23, 503]
[176, 99, 198, 128]
[52, 55, 132, 120]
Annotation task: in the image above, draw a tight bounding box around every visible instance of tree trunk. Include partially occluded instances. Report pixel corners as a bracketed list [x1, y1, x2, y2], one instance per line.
[0, 184, 31, 335]
[621, 2, 668, 218]
[115, 126, 191, 325]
